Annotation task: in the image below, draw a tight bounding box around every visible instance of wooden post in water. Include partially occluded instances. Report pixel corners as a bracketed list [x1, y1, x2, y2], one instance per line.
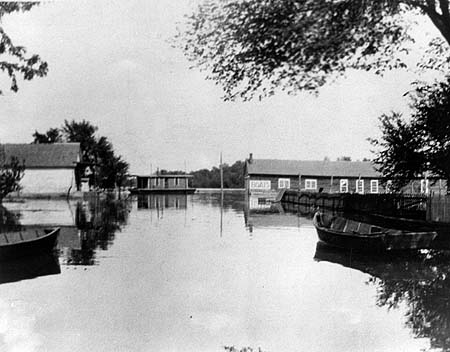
[220, 152, 224, 237]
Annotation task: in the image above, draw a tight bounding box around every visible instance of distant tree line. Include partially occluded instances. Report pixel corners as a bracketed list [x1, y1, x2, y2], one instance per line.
[159, 160, 245, 189]
[33, 120, 129, 190]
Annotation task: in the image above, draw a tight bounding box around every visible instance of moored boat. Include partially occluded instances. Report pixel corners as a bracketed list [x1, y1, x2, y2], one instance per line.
[0, 227, 60, 260]
[313, 212, 437, 252]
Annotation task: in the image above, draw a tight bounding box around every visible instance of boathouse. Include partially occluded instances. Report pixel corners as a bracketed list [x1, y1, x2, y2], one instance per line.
[245, 154, 384, 195]
[244, 154, 447, 195]
[1, 143, 81, 195]
[132, 174, 195, 193]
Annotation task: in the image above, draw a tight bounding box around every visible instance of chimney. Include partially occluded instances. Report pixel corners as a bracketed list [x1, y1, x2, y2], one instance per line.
[248, 153, 253, 163]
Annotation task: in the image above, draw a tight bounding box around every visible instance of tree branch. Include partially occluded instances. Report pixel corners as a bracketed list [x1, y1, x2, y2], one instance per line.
[439, 0, 450, 22]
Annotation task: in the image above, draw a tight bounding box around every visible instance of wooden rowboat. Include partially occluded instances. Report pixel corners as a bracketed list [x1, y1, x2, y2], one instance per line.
[0, 227, 60, 260]
[313, 212, 437, 252]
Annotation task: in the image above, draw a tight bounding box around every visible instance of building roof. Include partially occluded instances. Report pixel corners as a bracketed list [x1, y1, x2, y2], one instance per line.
[1, 143, 80, 168]
[246, 159, 381, 178]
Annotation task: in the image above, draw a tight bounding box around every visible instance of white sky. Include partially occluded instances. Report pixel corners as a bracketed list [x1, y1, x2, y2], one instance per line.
[0, 0, 441, 173]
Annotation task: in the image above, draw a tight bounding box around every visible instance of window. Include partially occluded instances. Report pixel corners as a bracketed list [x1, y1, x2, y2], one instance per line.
[420, 179, 430, 194]
[305, 179, 317, 190]
[356, 179, 364, 194]
[370, 180, 379, 194]
[175, 178, 179, 186]
[385, 180, 393, 193]
[340, 179, 348, 193]
[278, 178, 290, 189]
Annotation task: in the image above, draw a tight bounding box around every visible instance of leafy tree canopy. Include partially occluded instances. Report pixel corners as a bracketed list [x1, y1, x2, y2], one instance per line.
[160, 160, 245, 188]
[0, 2, 48, 94]
[32, 128, 62, 144]
[178, 0, 450, 100]
[370, 77, 450, 189]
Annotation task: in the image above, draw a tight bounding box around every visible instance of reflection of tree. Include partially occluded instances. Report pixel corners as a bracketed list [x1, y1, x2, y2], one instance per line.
[314, 243, 450, 351]
[372, 251, 450, 351]
[66, 195, 130, 265]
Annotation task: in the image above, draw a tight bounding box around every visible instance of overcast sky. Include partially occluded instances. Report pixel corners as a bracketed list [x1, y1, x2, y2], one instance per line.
[0, 0, 439, 173]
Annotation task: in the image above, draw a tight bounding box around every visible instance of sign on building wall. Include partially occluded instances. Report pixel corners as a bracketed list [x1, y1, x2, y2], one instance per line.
[249, 180, 271, 191]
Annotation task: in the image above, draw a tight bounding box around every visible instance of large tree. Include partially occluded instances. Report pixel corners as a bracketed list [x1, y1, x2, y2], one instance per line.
[178, 0, 450, 100]
[0, 2, 48, 94]
[370, 78, 450, 189]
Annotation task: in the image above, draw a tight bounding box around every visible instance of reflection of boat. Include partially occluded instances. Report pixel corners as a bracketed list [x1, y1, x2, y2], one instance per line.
[0, 252, 61, 285]
[0, 227, 60, 260]
[313, 241, 439, 281]
[313, 212, 437, 252]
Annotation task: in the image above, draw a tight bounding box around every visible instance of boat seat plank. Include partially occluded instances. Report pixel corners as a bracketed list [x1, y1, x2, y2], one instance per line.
[330, 218, 346, 231]
[358, 223, 372, 235]
[344, 220, 360, 233]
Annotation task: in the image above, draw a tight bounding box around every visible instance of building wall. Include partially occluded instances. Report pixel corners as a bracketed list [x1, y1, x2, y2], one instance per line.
[20, 168, 76, 194]
[247, 174, 450, 195]
[247, 174, 385, 194]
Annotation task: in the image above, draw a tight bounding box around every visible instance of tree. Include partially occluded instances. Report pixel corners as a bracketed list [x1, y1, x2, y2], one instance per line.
[62, 120, 98, 163]
[32, 128, 62, 143]
[190, 160, 244, 188]
[0, 3, 48, 94]
[0, 156, 25, 201]
[369, 78, 450, 190]
[178, 0, 450, 100]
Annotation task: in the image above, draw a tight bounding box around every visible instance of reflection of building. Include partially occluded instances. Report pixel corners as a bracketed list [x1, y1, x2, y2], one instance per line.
[131, 174, 195, 193]
[1, 143, 81, 195]
[137, 194, 187, 209]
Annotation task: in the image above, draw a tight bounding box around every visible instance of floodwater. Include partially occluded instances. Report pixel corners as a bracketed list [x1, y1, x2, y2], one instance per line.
[0, 192, 449, 352]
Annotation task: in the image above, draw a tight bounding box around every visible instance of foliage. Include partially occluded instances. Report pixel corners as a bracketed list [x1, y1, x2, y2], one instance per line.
[160, 160, 244, 188]
[0, 2, 48, 94]
[191, 160, 244, 188]
[177, 0, 450, 100]
[370, 77, 450, 189]
[32, 128, 62, 143]
[0, 156, 25, 201]
[33, 120, 129, 190]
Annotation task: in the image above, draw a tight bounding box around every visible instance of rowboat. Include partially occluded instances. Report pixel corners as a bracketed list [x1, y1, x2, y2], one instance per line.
[0, 227, 60, 260]
[313, 212, 437, 252]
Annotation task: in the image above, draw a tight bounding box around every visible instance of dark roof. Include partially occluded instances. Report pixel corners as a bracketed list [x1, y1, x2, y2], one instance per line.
[246, 159, 380, 178]
[1, 143, 80, 168]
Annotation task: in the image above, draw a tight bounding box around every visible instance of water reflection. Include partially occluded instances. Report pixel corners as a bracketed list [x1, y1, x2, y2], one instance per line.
[1, 194, 131, 268]
[314, 242, 450, 351]
[62, 195, 131, 265]
[137, 194, 188, 210]
[0, 252, 60, 285]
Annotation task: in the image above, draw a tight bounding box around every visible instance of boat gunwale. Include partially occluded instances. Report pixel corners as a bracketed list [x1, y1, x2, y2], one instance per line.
[0, 228, 60, 248]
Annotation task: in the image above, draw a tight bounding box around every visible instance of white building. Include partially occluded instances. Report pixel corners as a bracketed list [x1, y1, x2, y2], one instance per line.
[2, 143, 81, 195]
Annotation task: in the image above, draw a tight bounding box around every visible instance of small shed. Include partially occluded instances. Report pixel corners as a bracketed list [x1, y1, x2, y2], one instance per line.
[1, 143, 81, 195]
